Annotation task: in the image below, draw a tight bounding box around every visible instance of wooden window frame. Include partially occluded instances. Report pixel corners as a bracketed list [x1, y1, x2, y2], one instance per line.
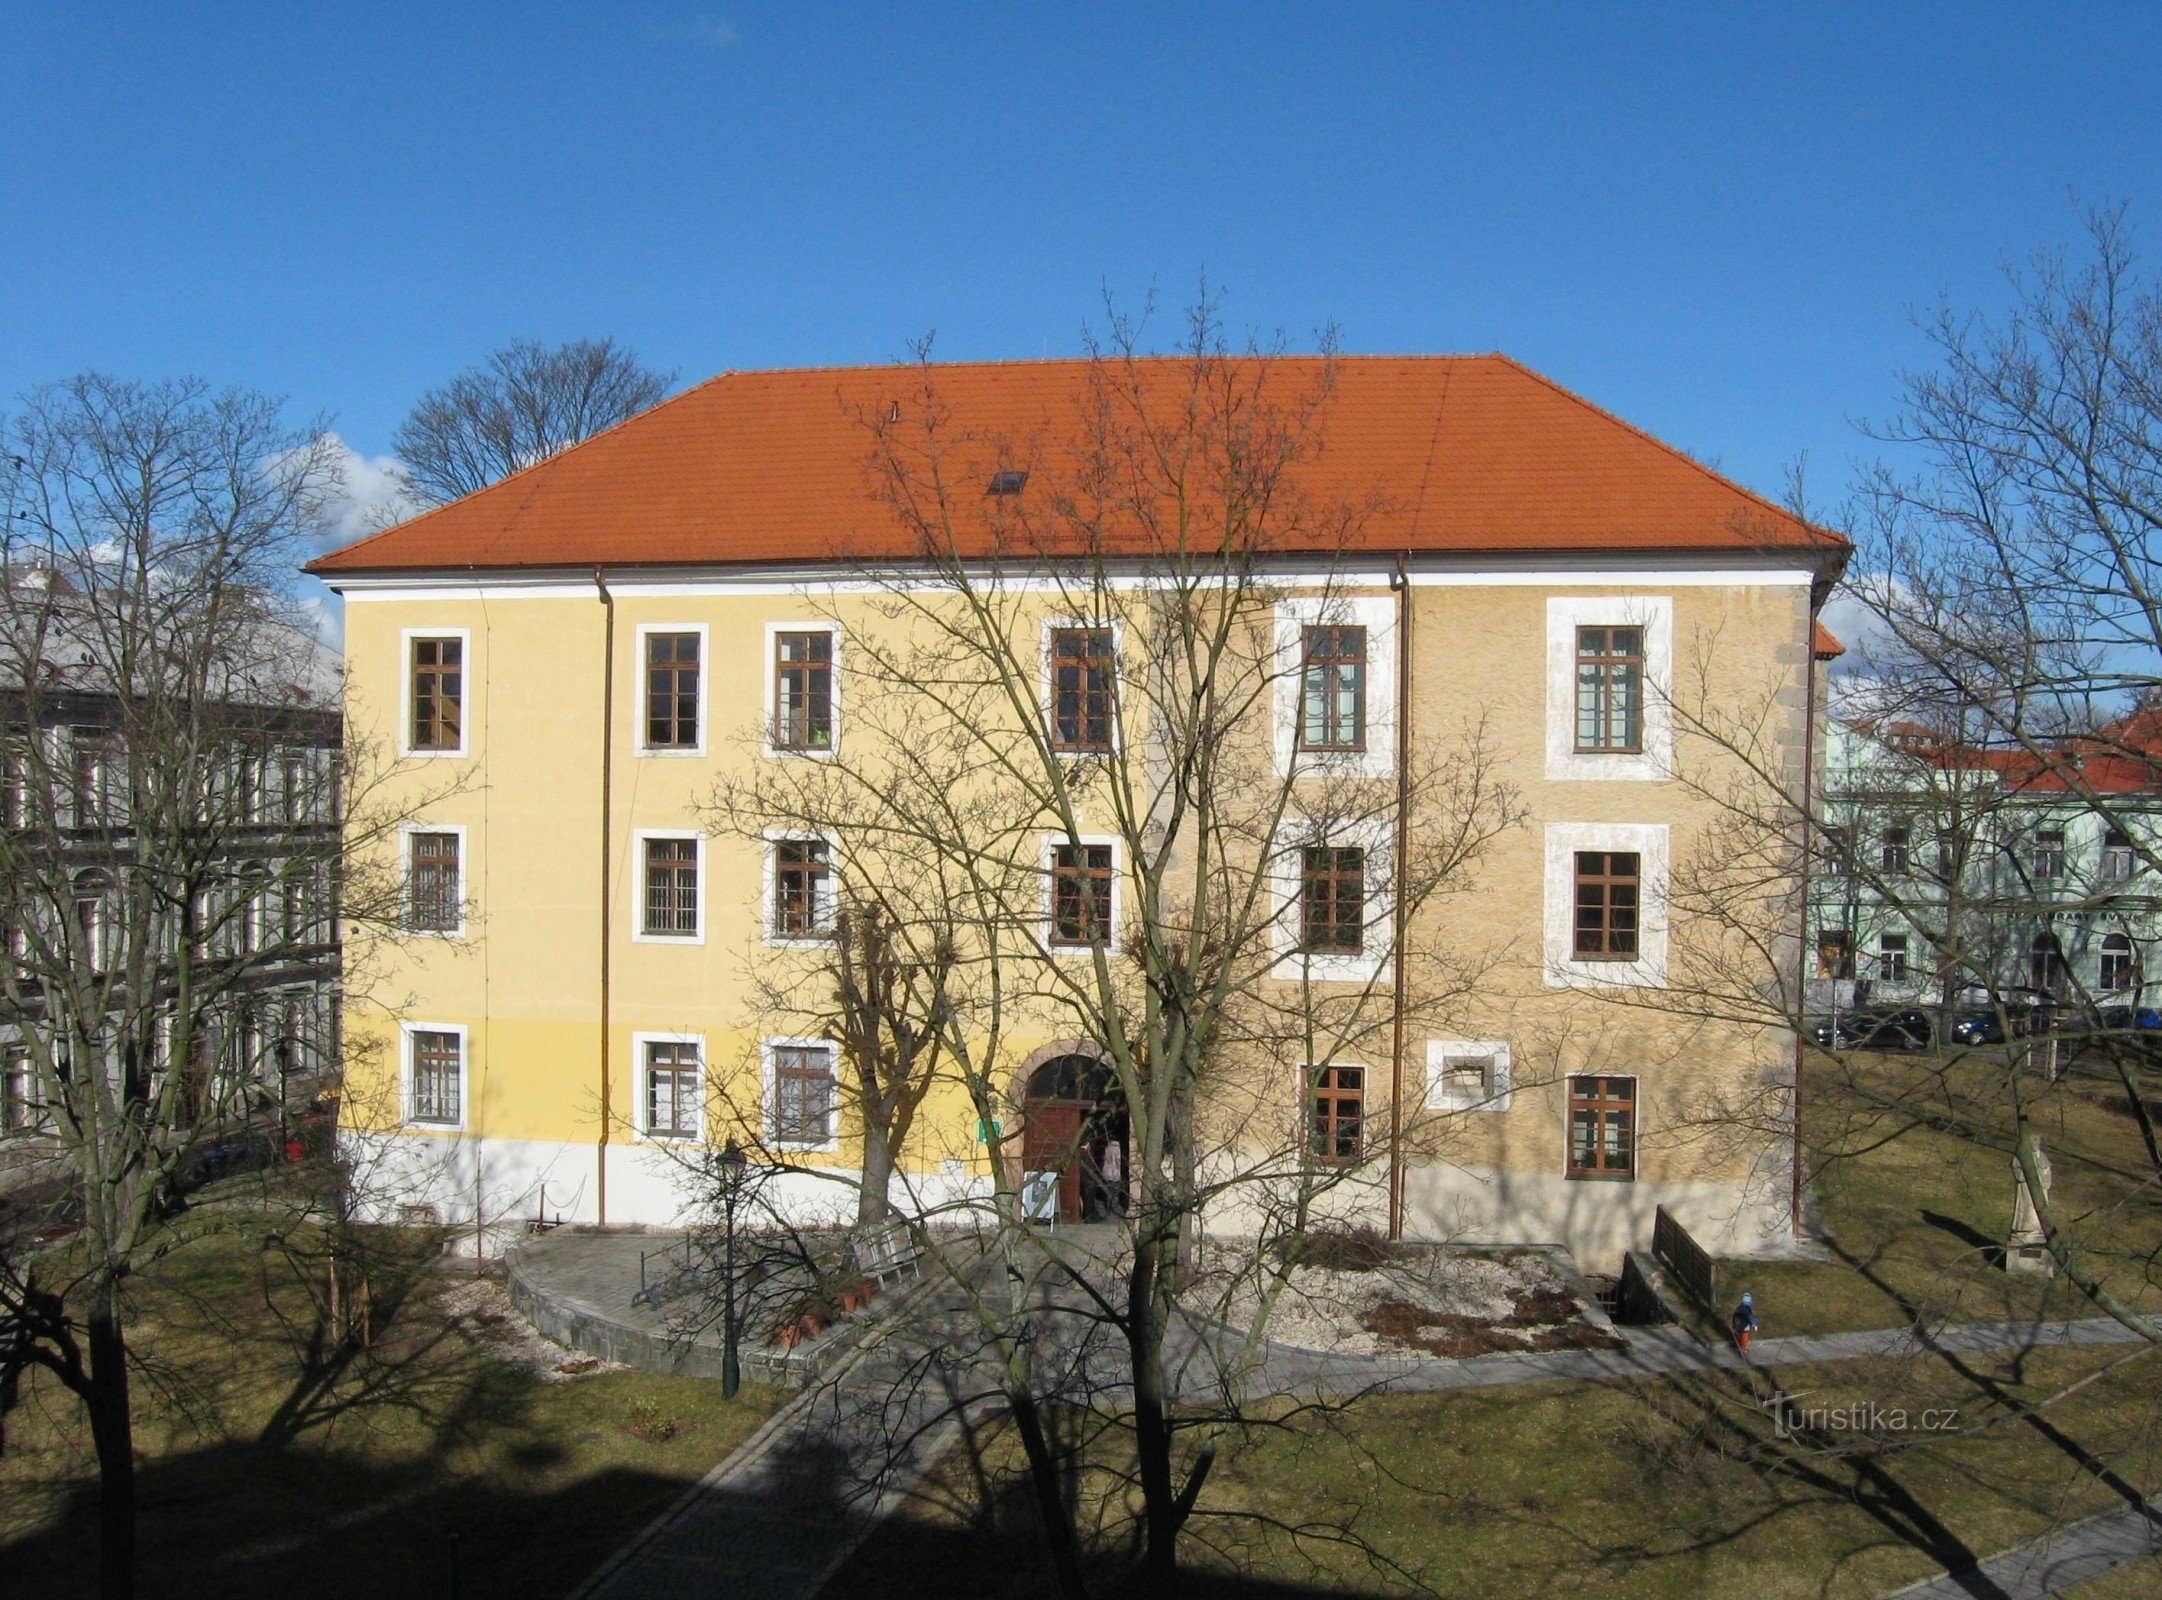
[767, 1039, 837, 1149]
[407, 633, 465, 755]
[1572, 850, 1641, 961]
[1879, 824, 1912, 875]
[1297, 625, 1367, 753]
[771, 628, 836, 754]
[772, 836, 833, 941]
[643, 1038, 702, 1140]
[1048, 626, 1117, 754]
[642, 628, 703, 752]
[1298, 845, 1366, 953]
[405, 829, 462, 935]
[1565, 1074, 1636, 1180]
[407, 1028, 463, 1127]
[1049, 842, 1115, 949]
[639, 834, 701, 940]
[1573, 625, 1644, 754]
[1306, 1063, 1365, 1165]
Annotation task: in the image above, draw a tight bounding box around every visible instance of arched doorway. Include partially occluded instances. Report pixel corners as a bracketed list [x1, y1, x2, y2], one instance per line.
[1020, 1053, 1128, 1223]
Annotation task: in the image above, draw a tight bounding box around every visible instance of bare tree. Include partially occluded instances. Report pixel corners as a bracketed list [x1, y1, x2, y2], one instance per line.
[0, 376, 416, 1599]
[1646, 208, 2162, 1362]
[388, 337, 675, 507]
[696, 305, 1522, 1598]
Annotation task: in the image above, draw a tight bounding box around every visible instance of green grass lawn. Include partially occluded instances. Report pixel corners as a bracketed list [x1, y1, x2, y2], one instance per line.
[830, 1046, 2162, 1598]
[0, 1225, 786, 1599]
[841, 1346, 2161, 1599]
[1716, 1050, 2162, 1338]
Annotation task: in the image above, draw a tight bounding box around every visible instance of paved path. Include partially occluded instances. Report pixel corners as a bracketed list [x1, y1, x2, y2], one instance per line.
[1884, 1499, 2161, 1598]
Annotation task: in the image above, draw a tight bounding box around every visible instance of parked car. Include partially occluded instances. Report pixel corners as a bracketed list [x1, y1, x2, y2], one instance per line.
[1811, 1008, 1935, 1051]
[1949, 1009, 2010, 1046]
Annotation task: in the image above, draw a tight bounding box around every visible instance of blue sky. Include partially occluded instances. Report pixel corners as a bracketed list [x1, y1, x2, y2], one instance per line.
[4, 3, 2158, 570]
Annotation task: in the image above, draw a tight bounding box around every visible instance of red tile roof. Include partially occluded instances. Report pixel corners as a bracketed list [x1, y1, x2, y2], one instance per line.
[1813, 620, 1845, 659]
[308, 355, 1845, 576]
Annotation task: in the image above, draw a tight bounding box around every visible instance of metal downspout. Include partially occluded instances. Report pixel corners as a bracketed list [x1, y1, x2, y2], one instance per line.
[1792, 610, 1821, 1237]
[1388, 552, 1414, 1240]
[596, 567, 615, 1225]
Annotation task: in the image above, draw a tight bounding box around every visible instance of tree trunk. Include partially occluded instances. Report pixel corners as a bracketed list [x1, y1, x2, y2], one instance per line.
[855, 1111, 897, 1233]
[1127, 1221, 1182, 1599]
[86, 1275, 136, 1600]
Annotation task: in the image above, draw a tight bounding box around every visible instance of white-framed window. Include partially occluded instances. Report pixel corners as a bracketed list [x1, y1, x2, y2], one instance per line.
[2, 1048, 39, 1134]
[1041, 617, 1124, 757]
[402, 823, 466, 937]
[632, 829, 704, 943]
[401, 1021, 467, 1130]
[401, 627, 472, 759]
[2100, 932, 2139, 993]
[1270, 818, 1391, 983]
[1543, 821, 1669, 988]
[1427, 1039, 1512, 1112]
[764, 621, 841, 759]
[763, 1035, 838, 1151]
[1273, 596, 1397, 779]
[1041, 834, 1122, 955]
[1545, 596, 1672, 781]
[636, 1032, 704, 1141]
[1877, 931, 1910, 982]
[763, 829, 838, 946]
[637, 622, 709, 757]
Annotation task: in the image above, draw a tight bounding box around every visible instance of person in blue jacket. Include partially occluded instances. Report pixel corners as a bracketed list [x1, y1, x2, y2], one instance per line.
[1731, 1291, 1759, 1351]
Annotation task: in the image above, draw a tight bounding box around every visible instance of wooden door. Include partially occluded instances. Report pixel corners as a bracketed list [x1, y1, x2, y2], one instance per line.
[1022, 1101, 1083, 1222]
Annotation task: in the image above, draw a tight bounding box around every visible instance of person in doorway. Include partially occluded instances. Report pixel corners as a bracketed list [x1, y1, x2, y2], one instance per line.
[1079, 1137, 1106, 1222]
[1731, 1291, 1758, 1351]
[1101, 1136, 1125, 1216]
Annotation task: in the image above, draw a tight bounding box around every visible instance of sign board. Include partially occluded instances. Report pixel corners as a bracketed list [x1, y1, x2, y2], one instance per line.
[1021, 1169, 1059, 1224]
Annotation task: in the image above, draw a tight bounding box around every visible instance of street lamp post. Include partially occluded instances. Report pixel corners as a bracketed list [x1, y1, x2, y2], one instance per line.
[719, 1137, 747, 1398]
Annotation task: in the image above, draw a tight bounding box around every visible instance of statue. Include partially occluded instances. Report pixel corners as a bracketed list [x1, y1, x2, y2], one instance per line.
[2005, 1141, 2056, 1277]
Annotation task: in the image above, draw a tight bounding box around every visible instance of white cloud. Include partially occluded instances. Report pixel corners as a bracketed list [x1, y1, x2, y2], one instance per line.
[311, 433, 416, 554]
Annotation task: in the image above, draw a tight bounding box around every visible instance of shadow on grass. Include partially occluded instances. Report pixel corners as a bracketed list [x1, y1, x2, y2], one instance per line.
[5, 1438, 700, 1600]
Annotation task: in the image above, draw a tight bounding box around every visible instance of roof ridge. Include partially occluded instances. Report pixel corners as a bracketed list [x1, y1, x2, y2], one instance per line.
[696, 352, 1496, 380]
[1486, 354, 1832, 546]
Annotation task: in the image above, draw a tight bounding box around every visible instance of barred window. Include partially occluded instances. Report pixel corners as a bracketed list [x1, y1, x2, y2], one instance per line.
[410, 637, 463, 752]
[1299, 846, 1366, 953]
[643, 837, 700, 937]
[1307, 1064, 1364, 1163]
[1574, 627, 1643, 753]
[771, 1042, 836, 1146]
[409, 1030, 462, 1125]
[1572, 851, 1640, 960]
[773, 631, 834, 751]
[407, 832, 460, 933]
[1049, 627, 1116, 753]
[645, 1040, 701, 1139]
[1298, 626, 1367, 752]
[1567, 1075, 1635, 1179]
[646, 632, 701, 749]
[1050, 844, 1113, 947]
[773, 837, 831, 939]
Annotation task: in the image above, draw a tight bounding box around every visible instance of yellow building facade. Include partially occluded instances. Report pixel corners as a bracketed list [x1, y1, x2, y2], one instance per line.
[315, 355, 1844, 1265]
